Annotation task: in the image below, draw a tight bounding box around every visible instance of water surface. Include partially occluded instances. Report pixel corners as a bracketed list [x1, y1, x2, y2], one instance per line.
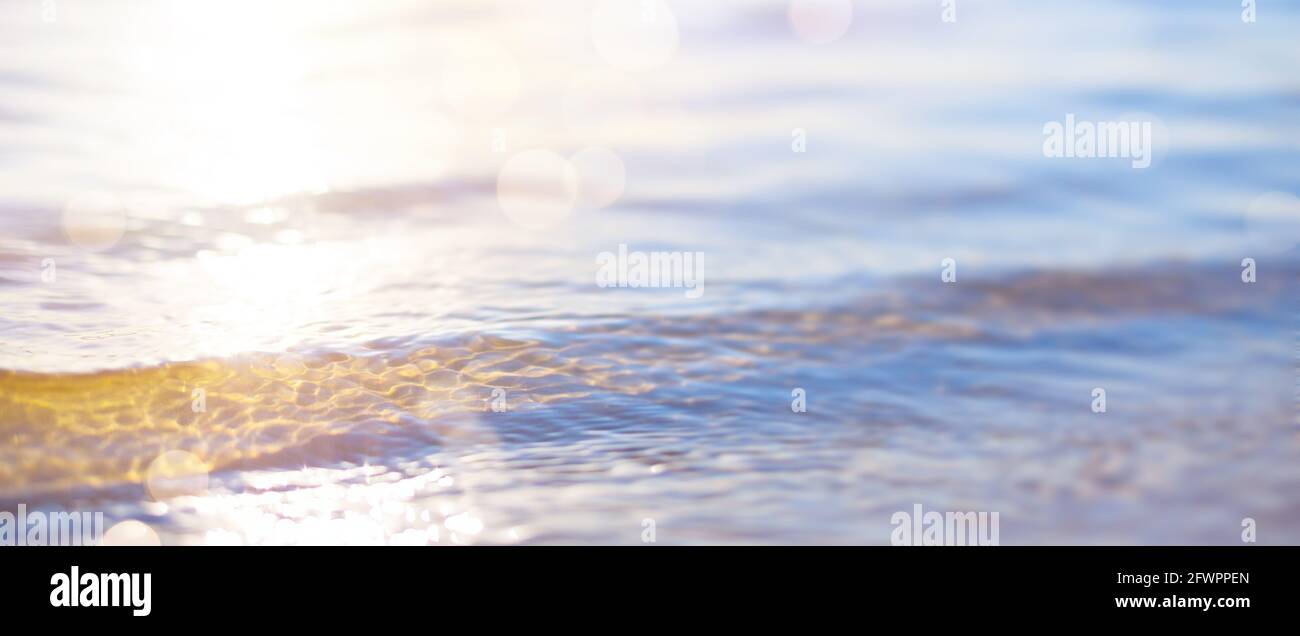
[0, 0, 1297, 544]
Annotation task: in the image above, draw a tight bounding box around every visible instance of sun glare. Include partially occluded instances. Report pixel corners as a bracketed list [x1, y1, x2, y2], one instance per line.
[120, 2, 332, 205]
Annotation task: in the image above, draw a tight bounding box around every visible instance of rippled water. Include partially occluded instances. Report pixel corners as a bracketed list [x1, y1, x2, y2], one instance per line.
[1, 1, 1297, 544]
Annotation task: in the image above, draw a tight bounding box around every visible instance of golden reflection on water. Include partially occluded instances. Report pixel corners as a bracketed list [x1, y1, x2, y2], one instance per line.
[0, 334, 621, 499]
[6, 261, 1268, 498]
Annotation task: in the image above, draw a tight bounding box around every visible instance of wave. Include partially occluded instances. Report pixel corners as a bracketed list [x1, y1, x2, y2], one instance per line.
[2, 259, 1292, 501]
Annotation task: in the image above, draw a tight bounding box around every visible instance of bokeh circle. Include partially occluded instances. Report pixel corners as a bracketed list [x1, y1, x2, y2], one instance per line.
[788, 0, 854, 45]
[570, 146, 627, 208]
[497, 150, 579, 229]
[591, 0, 679, 72]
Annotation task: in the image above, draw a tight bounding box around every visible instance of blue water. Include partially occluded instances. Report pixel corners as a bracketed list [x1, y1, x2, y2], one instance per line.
[0, 0, 1296, 544]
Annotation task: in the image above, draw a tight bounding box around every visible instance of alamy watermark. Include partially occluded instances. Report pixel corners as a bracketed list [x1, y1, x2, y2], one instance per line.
[890, 503, 999, 546]
[596, 244, 704, 298]
[0, 504, 104, 546]
[50, 565, 151, 616]
[1042, 114, 1153, 169]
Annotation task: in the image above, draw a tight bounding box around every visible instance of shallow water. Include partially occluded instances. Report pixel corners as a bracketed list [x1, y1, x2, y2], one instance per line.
[0, 1, 1298, 544]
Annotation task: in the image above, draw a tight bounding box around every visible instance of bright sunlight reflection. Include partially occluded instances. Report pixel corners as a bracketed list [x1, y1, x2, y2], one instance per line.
[97, 1, 468, 206]
[120, 3, 333, 204]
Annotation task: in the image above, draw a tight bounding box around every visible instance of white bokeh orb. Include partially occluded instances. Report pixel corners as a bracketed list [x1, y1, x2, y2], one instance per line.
[591, 0, 679, 72]
[497, 149, 578, 230]
[788, 0, 854, 45]
[1244, 191, 1300, 253]
[102, 520, 161, 547]
[62, 191, 128, 251]
[145, 450, 211, 500]
[1114, 111, 1171, 170]
[570, 146, 627, 208]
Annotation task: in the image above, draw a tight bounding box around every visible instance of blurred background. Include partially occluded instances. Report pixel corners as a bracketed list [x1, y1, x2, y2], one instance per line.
[0, 0, 1296, 544]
